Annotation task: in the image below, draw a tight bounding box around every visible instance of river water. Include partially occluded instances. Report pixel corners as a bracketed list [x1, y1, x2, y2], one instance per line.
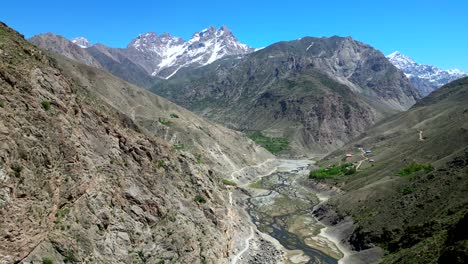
[245, 160, 343, 264]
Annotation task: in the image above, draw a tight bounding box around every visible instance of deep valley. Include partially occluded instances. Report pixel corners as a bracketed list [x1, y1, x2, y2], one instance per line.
[0, 8, 467, 264]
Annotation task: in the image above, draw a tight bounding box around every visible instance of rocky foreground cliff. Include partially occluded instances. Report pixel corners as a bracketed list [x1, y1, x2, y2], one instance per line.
[0, 22, 272, 264]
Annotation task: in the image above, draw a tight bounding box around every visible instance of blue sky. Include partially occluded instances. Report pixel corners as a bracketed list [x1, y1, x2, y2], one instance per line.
[2, 0, 467, 70]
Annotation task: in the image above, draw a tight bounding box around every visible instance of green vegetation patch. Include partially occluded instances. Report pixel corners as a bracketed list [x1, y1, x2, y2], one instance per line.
[11, 163, 22, 177]
[54, 207, 70, 224]
[249, 178, 264, 189]
[222, 179, 237, 186]
[0, 101, 4, 108]
[42, 257, 54, 264]
[401, 186, 415, 195]
[398, 163, 434, 177]
[41, 100, 51, 111]
[248, 131, 289, 154]
[194, 195, 207, 204]
[154, 160, 165, 169]
[309, 163, 356, 179]
[158, 117, 172, 126]
[172, 143, 185, 150]
[195, 154, 204, 164]
[169, 113, 179, 118]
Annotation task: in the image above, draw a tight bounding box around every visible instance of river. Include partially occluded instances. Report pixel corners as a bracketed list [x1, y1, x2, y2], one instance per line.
[244, 159, 343, 264]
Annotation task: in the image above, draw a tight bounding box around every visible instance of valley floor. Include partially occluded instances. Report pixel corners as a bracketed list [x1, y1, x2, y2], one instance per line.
[229, 159, 383, 264]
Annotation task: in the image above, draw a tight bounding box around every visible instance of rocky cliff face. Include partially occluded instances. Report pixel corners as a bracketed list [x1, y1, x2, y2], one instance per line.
[152, 36, 420, 155]
[29, 33, 102, 69]
[387, 51, 467, 96]
[0, 22, 270, 264]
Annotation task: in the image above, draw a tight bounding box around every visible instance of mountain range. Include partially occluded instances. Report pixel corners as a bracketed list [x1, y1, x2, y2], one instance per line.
[151, 36, 420, 154]
[30, 25, 253, 86]
[31, 28, 466, 100]
[31, 29, 424, 155]
[2, 20, 467, 264]
[387, 51, 467, 96]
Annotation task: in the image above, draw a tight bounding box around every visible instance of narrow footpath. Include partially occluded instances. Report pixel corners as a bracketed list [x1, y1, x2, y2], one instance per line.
[356, 148, 368, 170]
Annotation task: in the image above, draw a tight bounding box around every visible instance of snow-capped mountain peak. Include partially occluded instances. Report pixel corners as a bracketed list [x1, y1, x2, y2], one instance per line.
[71, 37, 92, 48]
[387, 51, 467, 95]
[128, 32, 185, 52]
[387, 51, 417, 69]
[127, 25, 254, 78]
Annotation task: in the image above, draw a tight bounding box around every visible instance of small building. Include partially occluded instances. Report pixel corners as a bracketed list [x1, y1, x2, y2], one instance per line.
[345, 154, 353, 157]
[369, 159, 375, 162]
[366, 150, 373, 154]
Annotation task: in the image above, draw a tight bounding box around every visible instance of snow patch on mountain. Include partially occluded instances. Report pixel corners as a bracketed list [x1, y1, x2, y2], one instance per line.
[129, 25, 254, 78]
[387, 51, 467, 95]
[71, 37, 92, 48]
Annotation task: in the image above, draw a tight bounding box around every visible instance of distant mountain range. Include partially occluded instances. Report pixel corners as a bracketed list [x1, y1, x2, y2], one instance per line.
[387, 51, 467, 95]
[152, 36, 420, 154]
[31, 29, 467, 99]
[30, 26, 253, 85]
[30, 29, 422, 154]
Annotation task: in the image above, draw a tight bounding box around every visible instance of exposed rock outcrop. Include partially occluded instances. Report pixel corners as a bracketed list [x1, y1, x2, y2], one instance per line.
[0, 22, 269, 264]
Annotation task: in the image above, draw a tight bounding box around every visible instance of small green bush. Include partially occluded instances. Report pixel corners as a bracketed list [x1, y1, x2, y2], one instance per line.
[398, 163, 434, 177]
[62, 250, 77, 263]
[194, 196, 207, 204]
[344, 166, 357, 175]
[42, 257, 54, 264]
[158, 118, 172, 126]
[222, 179, 237, 186]
[0, 101, 4, 108]
[55, 207, 70, 219]
[154, 160, 165, 169]
[401, 186, 415, 195]
[11, 163, 22, 177]
[173, 143, 185, 150]
[195, 154, 204, 164]
[41, 100, 51, 111]
[169, 113, 179, 118]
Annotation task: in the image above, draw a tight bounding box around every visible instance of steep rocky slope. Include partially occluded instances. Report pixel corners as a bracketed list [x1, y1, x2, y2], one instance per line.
[29, 33, 102, 69]
[315, 77, 468, 263]
[48, 51, 273, 177]
[29, 34, 156, 89]
[0, 22, 271, 264]
[152, 36, 420, 155]
[387, 51, 467, 96]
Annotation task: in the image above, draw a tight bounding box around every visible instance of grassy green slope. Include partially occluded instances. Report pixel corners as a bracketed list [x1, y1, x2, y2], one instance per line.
[317, 77, 468, 263]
